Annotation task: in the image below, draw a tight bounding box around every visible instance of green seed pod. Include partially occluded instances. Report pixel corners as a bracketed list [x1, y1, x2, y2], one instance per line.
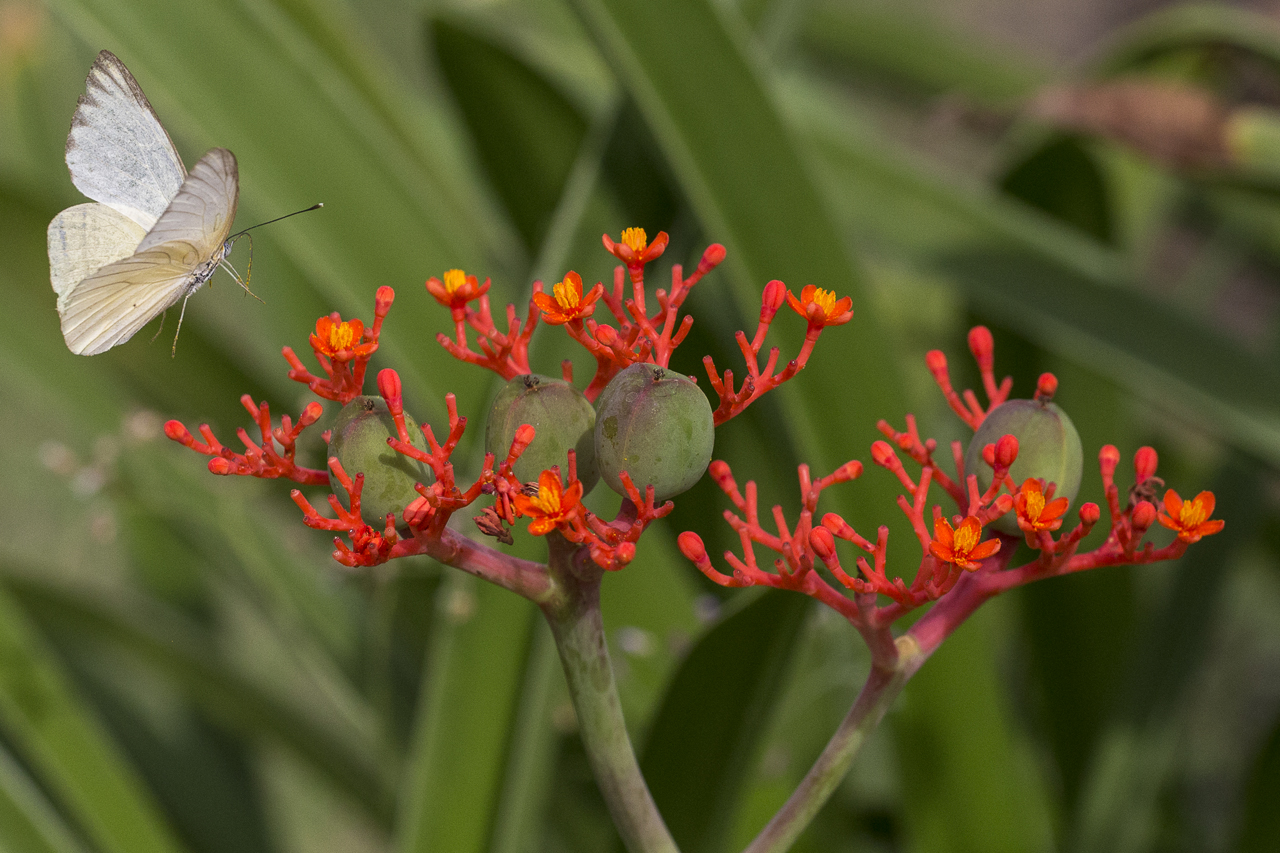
[485, 374, 599, 494]
[328, 396, 432, 529]
[594, 363, 715, 501]
[964, 398, 1083, 535]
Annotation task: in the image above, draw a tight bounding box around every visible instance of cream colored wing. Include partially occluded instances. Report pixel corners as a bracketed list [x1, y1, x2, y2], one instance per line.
[136, 148, 238, 255]
[65, 50, 186, 229]
[47, 202, 146, 299]
[56, 149, 239, 356]
[57, 250, 202, 356]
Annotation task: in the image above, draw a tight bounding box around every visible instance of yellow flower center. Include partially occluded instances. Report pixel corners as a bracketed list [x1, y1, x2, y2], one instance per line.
[621, 227, 648, 253]
[1024, 486, 1045, 520]
[1179, 497, 1209, 527]
[529, 483, 563, 516]
[327, 321, 359, 351]
[443, 269, 467, 294]
[808, 287, 839, 317]
[952, 518, 981, 556]
[553, 277, 582, 309]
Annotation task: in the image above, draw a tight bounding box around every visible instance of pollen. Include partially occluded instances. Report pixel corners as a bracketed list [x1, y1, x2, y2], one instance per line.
[553, 277, 581, 309]
[621, 227, 648, 253]
[327, 321, 358, 351]
[443, 269, 467, 294]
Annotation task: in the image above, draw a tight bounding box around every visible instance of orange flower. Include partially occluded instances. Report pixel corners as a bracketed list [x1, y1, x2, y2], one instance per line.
[426, 268, 489, 310]
[310, 315, 375, 361]
[532, 271, 602, 325]
[1157, 490, 1225, 543]
[512, 470, 584, 535]
[1015, 478, 1069, 533]
[929, 515, 1000, 571]
[785, 284, 854, 328]
[602, 227, 669, 268]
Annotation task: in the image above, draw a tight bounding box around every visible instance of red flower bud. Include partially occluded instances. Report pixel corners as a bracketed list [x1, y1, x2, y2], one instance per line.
[809, 526, 836, 561]
[678, 531, 709, 564]
[1035, 373, 1058, 401]
[967, 326, 994, 369]
[377, 368, 402, 405]
[1099, 445, 1121, 478]
[1134, 446, 1159, 481]
[1132, 500, 1157, 530]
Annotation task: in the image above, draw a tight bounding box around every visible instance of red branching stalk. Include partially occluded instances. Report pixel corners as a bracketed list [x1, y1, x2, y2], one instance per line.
[165, 396, 329, 485]
[682, 325, 1224, 660]
[566, 242, 728, 400]
[434, 289, 537, 380]
[431, 234, 840, 429]
[924, 326, 1012, 430]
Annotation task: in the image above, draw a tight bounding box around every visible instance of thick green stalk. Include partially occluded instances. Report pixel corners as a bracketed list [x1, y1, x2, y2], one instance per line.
[541, 537, 678, 853]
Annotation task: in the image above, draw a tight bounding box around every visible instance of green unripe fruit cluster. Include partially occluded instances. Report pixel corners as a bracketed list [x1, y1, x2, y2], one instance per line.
[485, 374, 599, 494]
[594, 363, 715, 501]
[964, 398, 1083, 535]
[327, 396, 432, 529]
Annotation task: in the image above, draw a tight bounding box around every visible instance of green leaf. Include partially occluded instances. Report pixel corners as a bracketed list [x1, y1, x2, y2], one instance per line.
[999, 136, 1115, 243]
[1097, 3, 1280, 75]
[1069, 457, 1263, 853]
[799, 0, 1047, 103]
[636, 590, 811, 853]
[934, 247, 1280, 466]
[0, 567, 391, 825]
[395, 575, 541, 853]
[0, 582, 187, 853]
[0, 742, 89, 853]
[1238, 709, 1280, 852]
[429, 15, 590, 256]
[790, 76, 1280, 466]
[893, 597, 1055, 853]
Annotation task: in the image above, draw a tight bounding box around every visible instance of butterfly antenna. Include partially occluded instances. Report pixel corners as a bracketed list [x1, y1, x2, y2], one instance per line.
[228, 202, 323, 240]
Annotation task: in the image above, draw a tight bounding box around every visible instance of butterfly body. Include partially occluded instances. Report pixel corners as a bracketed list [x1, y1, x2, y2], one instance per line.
[48, 50, 239, 355]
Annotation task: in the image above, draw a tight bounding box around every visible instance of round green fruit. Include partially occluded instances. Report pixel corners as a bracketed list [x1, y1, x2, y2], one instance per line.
[964, 398, 1082, 535]
[327, 396, 432, 529]
[485, 374, 598, 494]
[594, 363, 715, 501]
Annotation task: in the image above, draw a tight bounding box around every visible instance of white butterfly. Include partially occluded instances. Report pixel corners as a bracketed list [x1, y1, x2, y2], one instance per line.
[48, 50, 240, 355]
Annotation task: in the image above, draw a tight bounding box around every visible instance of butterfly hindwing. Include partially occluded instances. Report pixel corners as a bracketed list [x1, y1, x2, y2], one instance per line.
[47, 203, 147, 299]
[57, 251, 197, 356]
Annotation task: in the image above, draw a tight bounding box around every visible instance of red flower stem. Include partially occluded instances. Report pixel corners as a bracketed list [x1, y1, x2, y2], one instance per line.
[540, 535, 677, 853]
[405, 527, 554, 602]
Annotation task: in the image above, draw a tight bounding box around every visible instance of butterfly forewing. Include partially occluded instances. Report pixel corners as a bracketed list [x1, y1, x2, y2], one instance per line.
[65, 50, 185, 229]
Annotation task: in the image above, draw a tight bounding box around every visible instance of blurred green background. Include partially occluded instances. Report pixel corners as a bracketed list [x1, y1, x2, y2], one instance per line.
[2, 0, 1280, 851]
